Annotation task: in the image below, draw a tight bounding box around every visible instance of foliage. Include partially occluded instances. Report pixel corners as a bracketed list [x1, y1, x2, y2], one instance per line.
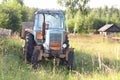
[0, 0, 36, 32]
[58, 0, 120, 33]
[0, 0, 120, 33]
[0, 1, 22, 32]
[57, 0, 90, 15]
[67, 18, 74, 33]
[74, 11, 84, 33]
[27, 8, 37, 21]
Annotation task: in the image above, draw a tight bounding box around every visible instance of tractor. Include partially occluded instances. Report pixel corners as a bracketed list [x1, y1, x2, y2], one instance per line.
[21, 9, 74, 70]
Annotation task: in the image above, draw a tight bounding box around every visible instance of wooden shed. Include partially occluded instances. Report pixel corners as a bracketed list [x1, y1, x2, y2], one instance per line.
[98, 24, 120, 36]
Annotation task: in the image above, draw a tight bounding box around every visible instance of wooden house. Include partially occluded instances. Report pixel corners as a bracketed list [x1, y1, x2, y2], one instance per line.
[98, 24, 120, 36]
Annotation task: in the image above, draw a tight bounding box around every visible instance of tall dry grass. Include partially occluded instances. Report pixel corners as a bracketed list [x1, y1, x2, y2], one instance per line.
[0, 35, 120, 80]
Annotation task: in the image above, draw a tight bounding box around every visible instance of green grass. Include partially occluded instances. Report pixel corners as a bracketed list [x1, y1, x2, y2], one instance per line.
[0, 35, 120, 80]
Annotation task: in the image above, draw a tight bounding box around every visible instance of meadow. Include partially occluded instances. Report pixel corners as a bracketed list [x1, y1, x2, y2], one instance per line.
[0, 35, 120, 80]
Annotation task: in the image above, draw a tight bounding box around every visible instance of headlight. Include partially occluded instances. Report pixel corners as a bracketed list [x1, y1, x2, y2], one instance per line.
[62, 44, 67, 48]
[43, 43, 49, 50]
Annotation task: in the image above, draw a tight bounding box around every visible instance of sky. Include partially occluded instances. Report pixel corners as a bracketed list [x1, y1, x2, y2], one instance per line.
[24, 0, 63, 9]
[89, 0, 120, 8]
[0, 0, 120, 9]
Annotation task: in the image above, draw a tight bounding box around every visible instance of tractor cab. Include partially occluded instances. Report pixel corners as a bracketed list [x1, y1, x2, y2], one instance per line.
[34, 10, 65, 29]
[33, 10, 66, 51]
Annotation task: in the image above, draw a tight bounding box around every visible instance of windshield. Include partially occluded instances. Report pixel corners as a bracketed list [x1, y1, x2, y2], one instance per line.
[37, 13, 64, 29]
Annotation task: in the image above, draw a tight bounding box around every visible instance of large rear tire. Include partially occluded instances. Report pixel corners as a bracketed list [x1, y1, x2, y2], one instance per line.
[68, 51, 74, 70]
[25, 33, 35, 63]
[31, 49, 40, 69]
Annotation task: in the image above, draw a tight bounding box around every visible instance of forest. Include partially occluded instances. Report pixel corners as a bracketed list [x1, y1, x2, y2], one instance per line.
[0, 0, 120, 33]
[0, 0, 36, 32]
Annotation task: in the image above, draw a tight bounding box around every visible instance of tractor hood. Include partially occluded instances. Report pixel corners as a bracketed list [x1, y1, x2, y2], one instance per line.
[43, 29, 65, 51]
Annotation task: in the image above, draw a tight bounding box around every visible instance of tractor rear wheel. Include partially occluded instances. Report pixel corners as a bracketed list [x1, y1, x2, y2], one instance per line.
[68, 51, 74, 70]
[25, 33, 35, 63]
[31, 49, 40, 69]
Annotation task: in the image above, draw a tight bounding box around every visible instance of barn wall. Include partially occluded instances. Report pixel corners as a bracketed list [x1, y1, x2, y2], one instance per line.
[99, 32, 107, 36]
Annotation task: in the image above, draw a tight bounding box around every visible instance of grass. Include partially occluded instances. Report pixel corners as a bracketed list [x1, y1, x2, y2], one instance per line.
[0, 35, 120, 80]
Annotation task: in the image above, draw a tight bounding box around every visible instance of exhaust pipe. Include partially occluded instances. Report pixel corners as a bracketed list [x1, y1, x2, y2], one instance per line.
[42, 14, 45, 41]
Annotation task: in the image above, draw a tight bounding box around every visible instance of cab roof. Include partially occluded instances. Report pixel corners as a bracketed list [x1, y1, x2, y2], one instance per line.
[35, 9, 65, 14]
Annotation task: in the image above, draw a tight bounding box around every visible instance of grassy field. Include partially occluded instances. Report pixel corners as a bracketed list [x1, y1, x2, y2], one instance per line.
[0, 35, 120, 80]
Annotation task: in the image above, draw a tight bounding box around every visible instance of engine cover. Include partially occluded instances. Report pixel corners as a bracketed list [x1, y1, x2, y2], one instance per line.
[44, 30, 64, 51]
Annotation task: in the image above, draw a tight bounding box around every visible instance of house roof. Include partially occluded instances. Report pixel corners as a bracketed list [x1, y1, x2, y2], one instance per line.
[98, 24, 113, 32]
[98, 24, 120, 32]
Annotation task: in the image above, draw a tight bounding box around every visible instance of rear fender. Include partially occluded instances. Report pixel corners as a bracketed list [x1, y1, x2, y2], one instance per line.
[21, 28, 33, 39]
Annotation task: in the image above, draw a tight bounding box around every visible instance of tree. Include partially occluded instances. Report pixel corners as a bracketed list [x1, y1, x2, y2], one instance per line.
[2, 0, 24, 5]
[57, 0, 90, 33]
[21, 6, 29, 22]
[74, 11, 84, 33]
[0, 1, 22, 32]
[16, 0, 24, 5]
[0, 0, 37, 32]
[57, 0, 90, 15]
[27, 8, 37, 21]
[67, 18, 74, 33]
